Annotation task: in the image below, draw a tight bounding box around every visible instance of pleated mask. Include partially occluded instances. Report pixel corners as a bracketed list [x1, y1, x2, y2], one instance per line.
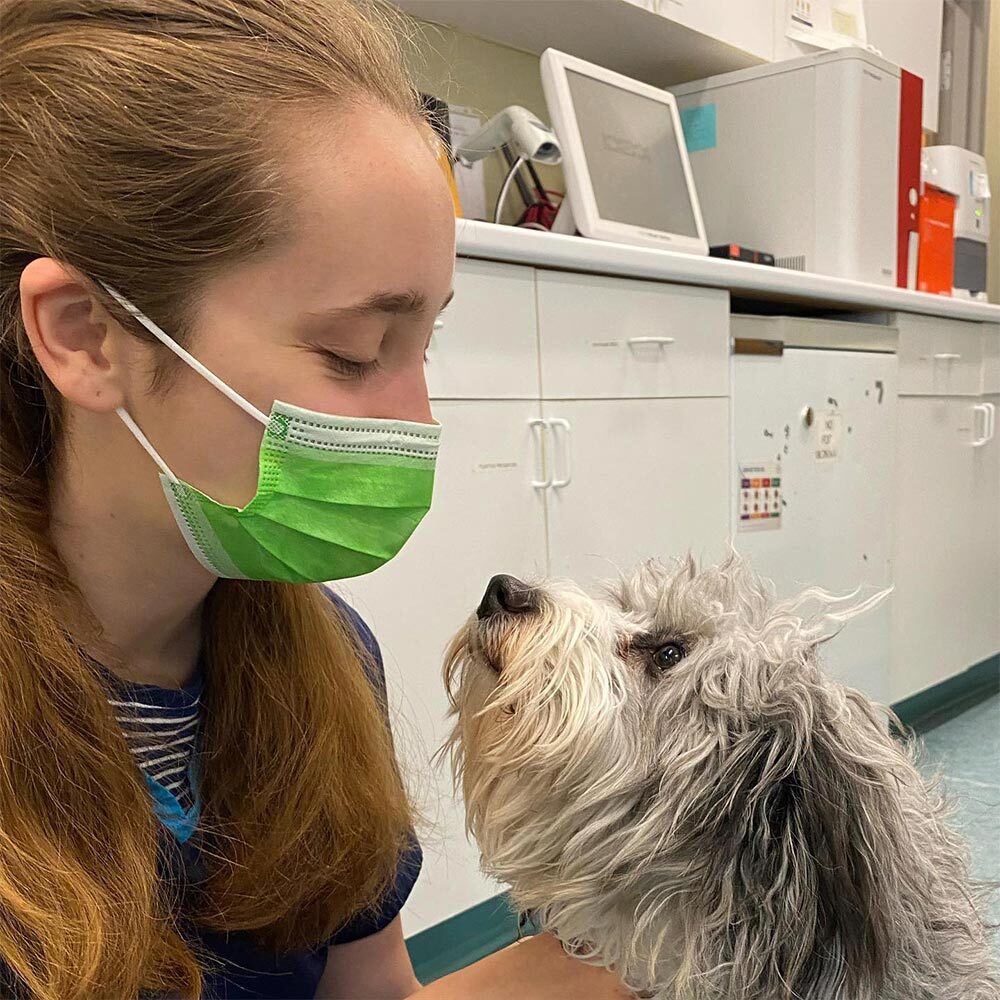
[101, 283, 440, 583]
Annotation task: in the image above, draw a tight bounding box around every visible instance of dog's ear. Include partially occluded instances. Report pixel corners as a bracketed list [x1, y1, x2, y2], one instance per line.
[698, 689, 902, 997]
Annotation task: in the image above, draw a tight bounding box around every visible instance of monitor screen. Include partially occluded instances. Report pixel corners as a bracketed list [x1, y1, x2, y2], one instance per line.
[566, 69, 700, 237]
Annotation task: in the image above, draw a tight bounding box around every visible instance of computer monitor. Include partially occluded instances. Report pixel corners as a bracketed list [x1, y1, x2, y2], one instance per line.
[540, 48, 708, 255]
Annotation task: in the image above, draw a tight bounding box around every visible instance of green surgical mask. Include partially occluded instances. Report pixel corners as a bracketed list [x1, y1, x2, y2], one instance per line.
[101, 283, 440, 584]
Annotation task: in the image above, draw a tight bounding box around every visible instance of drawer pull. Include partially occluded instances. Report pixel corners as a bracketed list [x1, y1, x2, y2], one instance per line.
[932, 353, 961, 361]
[628, 336, 676, 348]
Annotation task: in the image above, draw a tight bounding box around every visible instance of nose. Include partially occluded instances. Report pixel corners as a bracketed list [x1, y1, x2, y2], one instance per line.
[476, 574, 538, 620]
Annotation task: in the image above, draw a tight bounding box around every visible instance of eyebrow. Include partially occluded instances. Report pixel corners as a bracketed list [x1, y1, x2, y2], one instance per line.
[305, 287, 454, 321]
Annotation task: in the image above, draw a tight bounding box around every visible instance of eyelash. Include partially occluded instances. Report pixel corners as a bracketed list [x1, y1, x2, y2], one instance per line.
[317, 350, 384, 380]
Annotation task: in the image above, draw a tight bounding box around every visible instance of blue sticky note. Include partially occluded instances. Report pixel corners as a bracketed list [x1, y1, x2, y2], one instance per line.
[680, 104, 717, 153]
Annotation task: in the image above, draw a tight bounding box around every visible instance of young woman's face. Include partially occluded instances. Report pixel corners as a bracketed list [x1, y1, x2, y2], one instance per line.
[119, 102, 456, 510]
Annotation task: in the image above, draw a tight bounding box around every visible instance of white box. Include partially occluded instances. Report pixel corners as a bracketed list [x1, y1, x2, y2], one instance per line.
[671, 48, 901, 286]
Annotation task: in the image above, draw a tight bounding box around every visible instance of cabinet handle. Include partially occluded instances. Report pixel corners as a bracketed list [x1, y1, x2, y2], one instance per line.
[528, 419, 552, 489]
[628, 336, 676, 348]
[971, 404, 990, 447]
[548, 418, 573, 488]
[986, 402, 996, 442]
[932, 352, 961, 361]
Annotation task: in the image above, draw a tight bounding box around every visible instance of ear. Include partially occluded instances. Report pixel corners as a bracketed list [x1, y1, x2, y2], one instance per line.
[698, 690, 904, 997]
[19, 257, 126, 413]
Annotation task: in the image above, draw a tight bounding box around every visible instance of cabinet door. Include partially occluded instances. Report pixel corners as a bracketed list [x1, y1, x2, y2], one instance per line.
[732, 349, 897, 704]
[336, 400, 548, 933]
[427, 258, 540, 400]
[891, 396, 998, 701]
[542, 397, 730, 587]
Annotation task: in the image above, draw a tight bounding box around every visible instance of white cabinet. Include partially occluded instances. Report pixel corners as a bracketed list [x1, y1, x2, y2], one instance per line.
[891, 395, 998, 701]
[732, 344, 897, 705]
[542, 397, 730, 584]
[339, 399, 549, 934]
[660, 0, 774, 61]
[535, 271, 730, 399]
[891, 316, 998, 701]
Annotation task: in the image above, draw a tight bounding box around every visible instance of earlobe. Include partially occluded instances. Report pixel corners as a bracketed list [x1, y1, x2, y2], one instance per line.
[19, 256, 126, 413]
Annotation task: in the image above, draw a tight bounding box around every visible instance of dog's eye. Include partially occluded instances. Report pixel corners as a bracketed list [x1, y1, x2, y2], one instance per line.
[651, 642, 684, 670]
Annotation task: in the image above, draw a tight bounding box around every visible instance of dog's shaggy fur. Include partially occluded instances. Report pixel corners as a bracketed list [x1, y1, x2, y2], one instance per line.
[442, 554, 1000, 1000]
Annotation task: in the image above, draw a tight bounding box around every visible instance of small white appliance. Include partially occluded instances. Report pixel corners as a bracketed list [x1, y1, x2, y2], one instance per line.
[539, 48, 708, 256]
[670, 48, 903, 285]
[922, 145, 991, 300]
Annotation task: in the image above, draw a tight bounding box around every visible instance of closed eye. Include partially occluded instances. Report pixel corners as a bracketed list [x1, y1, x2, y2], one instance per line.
[315, 349, 382, 381]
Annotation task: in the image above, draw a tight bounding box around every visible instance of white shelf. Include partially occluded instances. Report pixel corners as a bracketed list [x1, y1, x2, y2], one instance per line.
[395, 0, 765, 87]
[455, 219, 1000, 324]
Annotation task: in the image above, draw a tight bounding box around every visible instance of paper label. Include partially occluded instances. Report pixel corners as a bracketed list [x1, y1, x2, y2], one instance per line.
[473, 461, 518, 474]
[680, 104, 717, 154]
[815, 410, 842, 462]
[738, 461, 782, 530]
[448, 106, 488, 221]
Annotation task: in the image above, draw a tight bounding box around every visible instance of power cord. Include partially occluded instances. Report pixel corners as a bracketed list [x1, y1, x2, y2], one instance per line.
[493, 155, 526, 224]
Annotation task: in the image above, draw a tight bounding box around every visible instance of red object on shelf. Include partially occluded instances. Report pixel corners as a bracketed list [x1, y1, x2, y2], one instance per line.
[896, 69, 923, 289]
[916, 186, 956, 296]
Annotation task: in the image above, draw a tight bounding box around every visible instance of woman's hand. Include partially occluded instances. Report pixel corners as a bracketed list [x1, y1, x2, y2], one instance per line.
[410, 932, 633, 1000]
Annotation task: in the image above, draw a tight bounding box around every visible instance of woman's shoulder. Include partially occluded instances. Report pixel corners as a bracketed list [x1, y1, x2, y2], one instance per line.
[320, 586, 387, 705]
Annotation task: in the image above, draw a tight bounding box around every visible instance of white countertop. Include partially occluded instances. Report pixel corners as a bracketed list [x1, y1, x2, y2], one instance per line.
[455, 219, 1000, 326]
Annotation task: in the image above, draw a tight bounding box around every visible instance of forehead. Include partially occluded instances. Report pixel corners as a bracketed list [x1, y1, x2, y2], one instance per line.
[256, 102, 456, 310]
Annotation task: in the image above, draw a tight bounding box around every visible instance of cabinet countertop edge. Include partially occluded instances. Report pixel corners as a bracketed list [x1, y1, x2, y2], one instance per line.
[455, 220, 1000, 327]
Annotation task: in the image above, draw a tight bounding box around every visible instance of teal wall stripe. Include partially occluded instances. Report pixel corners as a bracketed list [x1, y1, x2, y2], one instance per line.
[406, 653, 1000, 986]
[892, 654, 999, 734]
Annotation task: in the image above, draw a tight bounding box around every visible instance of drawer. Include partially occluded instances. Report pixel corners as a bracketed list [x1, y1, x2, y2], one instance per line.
[535, 270, 729, 399]
[895, 313, 984, 397]
[426, 258, 539, 399]
[983, 324, 1000, 395]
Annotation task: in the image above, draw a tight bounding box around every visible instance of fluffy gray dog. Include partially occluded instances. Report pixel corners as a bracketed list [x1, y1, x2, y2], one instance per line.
[442, 554, 1000, 1000]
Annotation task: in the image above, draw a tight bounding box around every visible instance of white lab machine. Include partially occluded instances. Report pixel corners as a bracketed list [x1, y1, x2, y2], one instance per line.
[539, 48, 709, 255]
[732, 314, 898, 702]
[671, 48, 902, 285]
[922, 145, 991, 300]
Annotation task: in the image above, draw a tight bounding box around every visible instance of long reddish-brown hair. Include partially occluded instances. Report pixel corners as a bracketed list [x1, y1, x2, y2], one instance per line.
[0, 2, 426, 996]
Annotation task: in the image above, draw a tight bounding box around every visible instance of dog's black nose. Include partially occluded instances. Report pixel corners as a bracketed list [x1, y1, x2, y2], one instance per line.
[477, 574, 537, 620]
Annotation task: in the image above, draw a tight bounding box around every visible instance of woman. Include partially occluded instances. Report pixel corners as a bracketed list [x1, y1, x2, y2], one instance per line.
[0, 1, 630, 998]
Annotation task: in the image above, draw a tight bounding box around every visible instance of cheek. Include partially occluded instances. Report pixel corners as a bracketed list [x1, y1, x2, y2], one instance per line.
[137, 364, 266, 508]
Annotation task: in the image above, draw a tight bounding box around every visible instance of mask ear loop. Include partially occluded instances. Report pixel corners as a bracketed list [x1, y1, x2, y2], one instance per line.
[115, 406, 179, 483]
[99, 281, 269, 427]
